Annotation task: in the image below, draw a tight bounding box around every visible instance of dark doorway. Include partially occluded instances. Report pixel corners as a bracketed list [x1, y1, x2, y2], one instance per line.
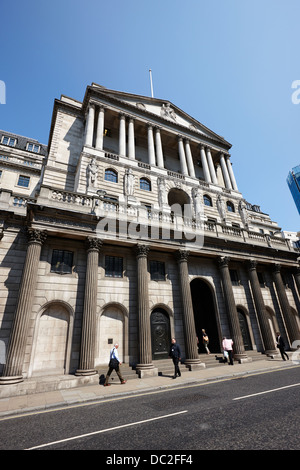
[151, 309, 171, 360]
[190, 278, 220, 353]
[237, 309, 252, 350]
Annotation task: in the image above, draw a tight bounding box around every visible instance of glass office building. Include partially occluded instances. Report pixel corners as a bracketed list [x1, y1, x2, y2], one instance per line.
[287, 165, 300, 215]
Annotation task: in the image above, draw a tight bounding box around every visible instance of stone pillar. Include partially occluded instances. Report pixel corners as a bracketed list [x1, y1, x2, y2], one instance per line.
[85, 104, 95, 147]
[200, 145, 211, 183]
[119, 114, 126, 157]
[246, 260, 277, 356]
[175, 250, 205, 370]
[155, 127, 164, 168]
[128, 117, 135, 160]
[220, 153, 232, 189]
[272, 263, 300, 344]
[76, 237, 103, 376]
[0, 228, 47, 384]
[226, 155, 238, 191]
[135, 244, 157, 377]
[178, 137, 188, 176]
[147, 124, 156, 166]
[206, 147, 218, 184]
[95, 106, 104, 150]
[184, 140, 195, 178]
[217, 256, 249, 362]
[293, 266, 300, 298]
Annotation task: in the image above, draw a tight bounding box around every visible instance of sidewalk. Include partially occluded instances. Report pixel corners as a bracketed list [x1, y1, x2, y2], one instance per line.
[0, 358, 298, 418]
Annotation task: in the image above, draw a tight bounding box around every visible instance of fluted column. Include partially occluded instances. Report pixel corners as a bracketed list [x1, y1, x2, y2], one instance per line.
[76, 237, 103, 376]
[147, 124, 156, 166]
[226, 155, 238, 191]
[272, 263, 300, 344]
[119, 114, 126, 156]
[135, 244, 157, 377]
[175, 250, 204, 369]
[85, 104, 95, 147]
[246, 260, 277, 355]
[0, 228, 47, 384]
[184, 140, 195, 177]
[206, 147, 218, 184]
[95, 106, 104, 150]
[293, 266, 300, 298]
[220, 153, 232, 189]
[128, 117, 135, 159]
[217, 256, 249, 362]
[200, 145, 211, 183]
[178, 137, 188, 176]
[155, 127, 164, 168]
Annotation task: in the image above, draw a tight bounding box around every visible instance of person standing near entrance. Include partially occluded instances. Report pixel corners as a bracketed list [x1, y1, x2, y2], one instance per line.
[222, 336, 234, 365]
[202, 329, 210, 354]
[104, 343, 126, 386]
[276, 332, 289, 361]
[169, 338, 181, 379]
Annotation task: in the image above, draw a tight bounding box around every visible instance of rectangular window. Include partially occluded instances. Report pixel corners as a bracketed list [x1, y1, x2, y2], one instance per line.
[257, 272, 265, 287]
[2, 136, 16, 147]
[17, 175, 30, 187]
[150, 260, 165, 281]
[229, 269, 240, 286]
[105, 255, 123, 278]
[51, 250, 74, 274]
[27, 142, 40, 153]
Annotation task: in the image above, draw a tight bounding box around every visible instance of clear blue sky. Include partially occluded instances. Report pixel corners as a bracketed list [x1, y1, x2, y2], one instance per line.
[1, 0, 300, 231]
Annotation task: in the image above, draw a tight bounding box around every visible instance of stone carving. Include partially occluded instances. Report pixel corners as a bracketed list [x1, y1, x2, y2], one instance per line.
[124, 168, 135, 196]
[191, 186, 203, 219]
[157, 177, 168, 207]
[87, 157, 99, 189]
[161, 103, 176, 121]
[238, 200, 249, 227]
[217, 194, 226, 222]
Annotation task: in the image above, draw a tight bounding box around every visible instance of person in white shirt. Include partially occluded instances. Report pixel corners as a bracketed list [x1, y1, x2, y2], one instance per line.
[104, 343, 126, 386]
[222, 337, 234, 365]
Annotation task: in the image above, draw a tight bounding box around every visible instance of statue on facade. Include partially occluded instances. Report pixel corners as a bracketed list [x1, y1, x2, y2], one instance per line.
[157, 177, 168, 207]
[161, 103, 176, 121]
[124, 168, 135, 196]
[238, 199, 249, 227]
[87, 157, 98, 189]
[191, 186, 203, 220]
[217, 194, 226, 222]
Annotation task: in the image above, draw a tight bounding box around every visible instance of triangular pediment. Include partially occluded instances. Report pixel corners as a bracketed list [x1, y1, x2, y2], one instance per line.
[89, 83, 231, 147]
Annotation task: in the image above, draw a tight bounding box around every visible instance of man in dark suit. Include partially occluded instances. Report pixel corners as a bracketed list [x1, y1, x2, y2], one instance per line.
[276, 332, 289, 361]
[169, 338, 181, 379]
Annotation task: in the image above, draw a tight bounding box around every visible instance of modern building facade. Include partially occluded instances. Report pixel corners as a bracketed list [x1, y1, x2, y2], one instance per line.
[1, 83, 300, 388]
[287, 165, 300, 215]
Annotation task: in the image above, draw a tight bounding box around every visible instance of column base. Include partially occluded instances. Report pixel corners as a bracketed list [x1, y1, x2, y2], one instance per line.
[0, 375, 24, 385]
[233, 354, 252, 364]
[135, 364, 158, 378]
[184, 359, 206, 371]
[75, 369, 98, 377]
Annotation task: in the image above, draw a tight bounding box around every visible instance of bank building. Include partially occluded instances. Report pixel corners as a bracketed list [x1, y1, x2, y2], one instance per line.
[0, 83, 300, 391]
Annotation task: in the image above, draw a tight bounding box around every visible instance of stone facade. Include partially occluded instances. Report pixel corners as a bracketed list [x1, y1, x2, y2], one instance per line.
[0, 83, 300, 384]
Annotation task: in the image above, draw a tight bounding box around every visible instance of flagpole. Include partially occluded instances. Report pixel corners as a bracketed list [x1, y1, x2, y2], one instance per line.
[149, 69, 154, 98]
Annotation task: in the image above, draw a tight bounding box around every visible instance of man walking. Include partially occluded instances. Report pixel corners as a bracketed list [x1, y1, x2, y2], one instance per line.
[169, 338, 181, 379]
[104, 343, 126, 386]
[222, 336, 234, 365]
[276, 332, 289, 361]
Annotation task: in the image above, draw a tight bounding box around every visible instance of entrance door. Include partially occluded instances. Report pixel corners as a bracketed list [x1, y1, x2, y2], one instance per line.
[237, 309, 252, 351]
[151, 309, 171, 360]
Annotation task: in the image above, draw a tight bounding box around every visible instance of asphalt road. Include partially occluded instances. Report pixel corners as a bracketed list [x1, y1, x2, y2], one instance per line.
[1, 367, 299, 454]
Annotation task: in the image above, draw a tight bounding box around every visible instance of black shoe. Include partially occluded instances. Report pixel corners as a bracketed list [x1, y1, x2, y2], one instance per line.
[177, 373, 181, 377]
[173, 375, 177, 379]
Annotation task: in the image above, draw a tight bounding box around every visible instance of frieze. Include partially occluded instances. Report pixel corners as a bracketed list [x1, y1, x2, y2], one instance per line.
[34, 215, 96, 231]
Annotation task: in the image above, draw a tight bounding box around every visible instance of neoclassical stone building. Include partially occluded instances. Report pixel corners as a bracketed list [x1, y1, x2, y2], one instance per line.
[0, 83, 300, 387]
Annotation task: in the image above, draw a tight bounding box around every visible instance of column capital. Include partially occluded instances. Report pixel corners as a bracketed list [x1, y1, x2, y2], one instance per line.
[246, 259, 258, 271]
[175, 249, 190, 263]
[135, 243, 150, 258]
[26, 227, 47, 245]
[272, 263, 281, 274]
[85, 237, 103, 252]
[217, 256, 230, 269]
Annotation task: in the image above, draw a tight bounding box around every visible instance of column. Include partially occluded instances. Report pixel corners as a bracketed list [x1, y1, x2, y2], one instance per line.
[178, 136, 188, 176]
[293, 266, 300, 298]
[217, 256, 249, 362]
[272, 263, 300, 344]
[226, 155, 238, 191]
[246, 260, 277, 355]
[200, 145, 211, 183]
[95, 106, 104, 150]
[206, 147, 218, 184]
[184, 140, 195, 178]
[84, 104, 95, 147]
[76, 237, 103, 376]
[147, 124, 156, 166]
[0, 228, 47, 384]
[135, 244, 157, 377]
[119, 114, 126, 157]
[128, 117, 135, 160]
[155, 127, 164, 168]
[175, 250, 205, 370]
[220, 153, 232, 189]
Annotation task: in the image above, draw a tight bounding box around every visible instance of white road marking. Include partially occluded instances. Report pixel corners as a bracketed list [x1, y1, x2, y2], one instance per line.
[25, 410, 188, 450]
[233, 383, 300, 400]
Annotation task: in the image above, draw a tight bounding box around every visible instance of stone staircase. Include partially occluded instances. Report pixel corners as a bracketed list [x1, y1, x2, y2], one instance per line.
[96, 350, 269, 383]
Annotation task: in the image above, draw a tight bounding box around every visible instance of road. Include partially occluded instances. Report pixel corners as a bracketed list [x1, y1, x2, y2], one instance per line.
[0, 367, 299, 454]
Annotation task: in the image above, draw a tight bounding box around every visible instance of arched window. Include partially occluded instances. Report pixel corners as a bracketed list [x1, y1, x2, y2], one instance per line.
[203, 194, 212, 206]
[105, 168, 118, 183]
[140, 177, 151, 191]
[226, 201, 235, 212]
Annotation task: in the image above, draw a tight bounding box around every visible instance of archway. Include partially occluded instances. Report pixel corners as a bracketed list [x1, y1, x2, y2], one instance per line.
[190, 278, 220, 353]
[151, 308, 171, 360]
[237, 308, 252, 350]
[98, 305, 125, 365]
[168, 188, 192, 218]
